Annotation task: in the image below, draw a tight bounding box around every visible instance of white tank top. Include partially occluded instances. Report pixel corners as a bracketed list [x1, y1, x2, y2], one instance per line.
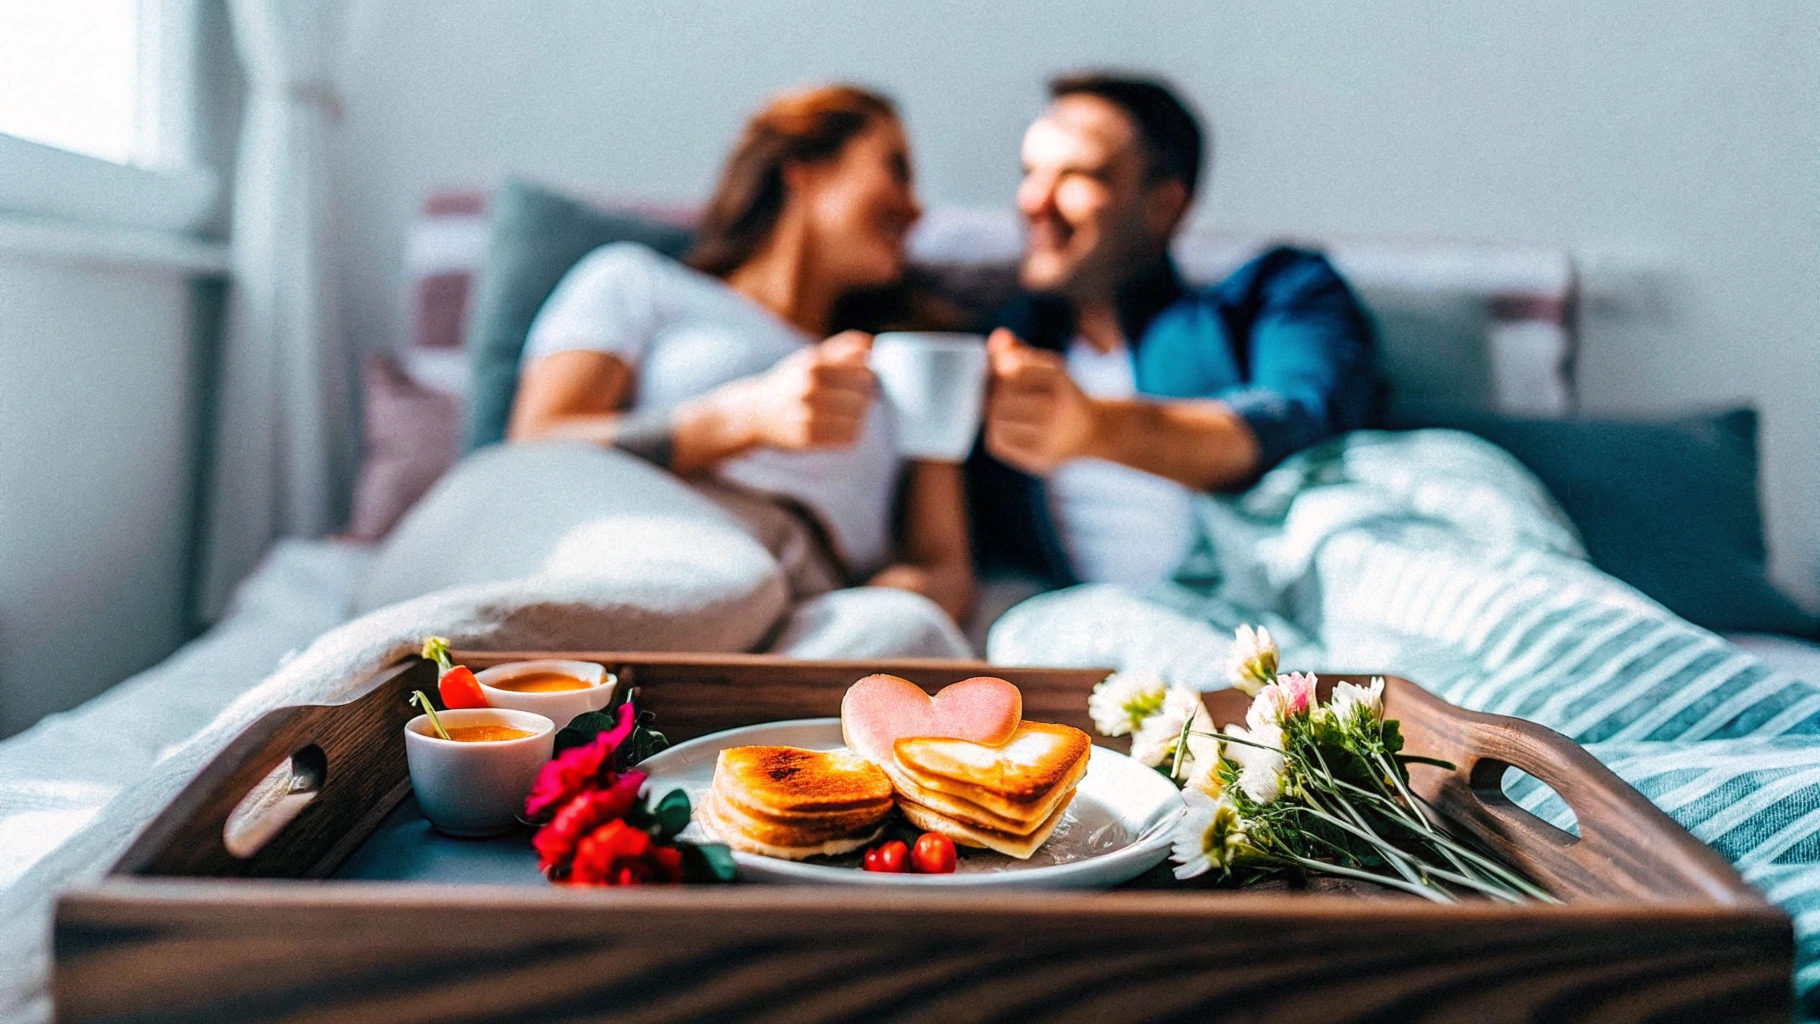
[1046, 338, 1196, 586]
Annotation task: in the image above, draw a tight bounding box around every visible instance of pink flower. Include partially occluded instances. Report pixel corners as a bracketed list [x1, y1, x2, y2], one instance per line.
[523, 702, 637, 820]
[532, 771, 647, 876]
[1276, 672, 1319, 718]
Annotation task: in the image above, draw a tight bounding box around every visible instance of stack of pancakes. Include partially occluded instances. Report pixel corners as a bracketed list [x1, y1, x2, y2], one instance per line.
[884, 722, 1091, 859]
[697, 745, 893, 859]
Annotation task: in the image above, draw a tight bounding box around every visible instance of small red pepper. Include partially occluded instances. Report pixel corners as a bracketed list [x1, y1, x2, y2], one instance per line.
[911, 832, 957, 874]
[421, 636, 488, 709]
[863, 840, 909, 873]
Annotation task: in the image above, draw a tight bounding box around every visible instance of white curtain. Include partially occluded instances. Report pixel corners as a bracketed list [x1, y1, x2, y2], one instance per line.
[199, 0, 351, 620]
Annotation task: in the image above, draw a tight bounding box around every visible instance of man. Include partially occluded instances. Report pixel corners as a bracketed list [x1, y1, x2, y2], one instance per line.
[970, 73, 1383, 587]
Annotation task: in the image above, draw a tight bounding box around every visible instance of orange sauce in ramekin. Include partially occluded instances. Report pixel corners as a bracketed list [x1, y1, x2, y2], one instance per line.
[443, 724, 535, 743]
[488, 672, 594, 693]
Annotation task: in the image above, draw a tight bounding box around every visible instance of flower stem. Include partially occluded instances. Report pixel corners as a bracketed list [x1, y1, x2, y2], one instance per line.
[1318, 778, 1555, 902]
[1171, 713, 1196, 782]
[410, 690, 450, 739]
[1279, 853, 1456, 903]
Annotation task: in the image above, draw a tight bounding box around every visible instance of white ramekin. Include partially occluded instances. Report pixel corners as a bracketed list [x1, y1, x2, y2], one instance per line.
[404, 707, 555, 836]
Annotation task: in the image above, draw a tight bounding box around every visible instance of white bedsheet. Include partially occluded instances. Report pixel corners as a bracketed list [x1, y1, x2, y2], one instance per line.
[0, 539, 371, 891]
[0, 539, 369, 1023]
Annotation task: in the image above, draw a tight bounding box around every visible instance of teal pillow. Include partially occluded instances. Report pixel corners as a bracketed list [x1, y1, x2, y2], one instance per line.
[462, 180, 693, 451]
[1393, 408, 1817, 637]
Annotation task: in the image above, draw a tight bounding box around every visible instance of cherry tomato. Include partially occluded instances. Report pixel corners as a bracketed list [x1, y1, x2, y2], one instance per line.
[911, 832, 957, 874]
[438, 665, 488, 709]
[863, 840, 909, 873]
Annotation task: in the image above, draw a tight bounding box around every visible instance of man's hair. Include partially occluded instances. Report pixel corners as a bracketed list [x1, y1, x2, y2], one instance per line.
[1049, 72, 1205, 199]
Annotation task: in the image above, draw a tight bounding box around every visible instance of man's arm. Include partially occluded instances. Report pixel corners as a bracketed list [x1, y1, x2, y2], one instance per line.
[1197, 249, 1382, 473]
[984, 251, 1379, 489]
[983, 330, 1259, 490]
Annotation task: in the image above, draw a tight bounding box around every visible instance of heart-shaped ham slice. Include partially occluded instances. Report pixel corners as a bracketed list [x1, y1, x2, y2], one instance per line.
[840, 674, 1023, 765]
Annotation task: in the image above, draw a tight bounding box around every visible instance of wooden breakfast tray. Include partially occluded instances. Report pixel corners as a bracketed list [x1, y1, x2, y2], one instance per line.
[54, 652, 1792, 1023]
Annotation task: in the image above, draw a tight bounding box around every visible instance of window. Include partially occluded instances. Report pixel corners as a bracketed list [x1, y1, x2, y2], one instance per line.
[0, 0, 145, 166]
[0, 0, 215, 234]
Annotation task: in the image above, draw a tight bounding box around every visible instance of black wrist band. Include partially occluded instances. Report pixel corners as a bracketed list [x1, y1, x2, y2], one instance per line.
[611, 409, 676, 469]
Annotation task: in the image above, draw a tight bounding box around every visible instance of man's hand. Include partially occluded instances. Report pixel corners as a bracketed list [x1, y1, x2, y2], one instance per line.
[730, 330, 877, 452]
[983, 328, 1099, 475]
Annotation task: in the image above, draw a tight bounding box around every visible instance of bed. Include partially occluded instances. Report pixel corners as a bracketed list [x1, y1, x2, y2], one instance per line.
[2, 188, 1816, 1021]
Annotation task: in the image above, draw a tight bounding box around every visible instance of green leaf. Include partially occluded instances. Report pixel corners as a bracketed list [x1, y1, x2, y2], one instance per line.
[616, 714, 670, 770]
[1396, 753, 1457, 771]
[549, 701, 670, 766]
[680, 842, 739, 884]
[552, 709, 621, 756]
[652, 788, 692, 841]
[1380, 719, 1406, 756]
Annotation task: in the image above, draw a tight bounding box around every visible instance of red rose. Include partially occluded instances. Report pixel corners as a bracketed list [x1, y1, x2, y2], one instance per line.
[567, 820, 685, 886]
[532, 771, 648, 876]
[523, 703, 638, 819]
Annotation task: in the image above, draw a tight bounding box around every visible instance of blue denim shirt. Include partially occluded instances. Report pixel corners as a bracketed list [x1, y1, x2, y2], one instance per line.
[967, 246, 1384, 584]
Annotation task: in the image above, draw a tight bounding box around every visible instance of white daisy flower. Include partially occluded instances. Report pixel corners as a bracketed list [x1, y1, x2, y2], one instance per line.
[1223, 722, 1286, 806]
[1228, 624, 1279, 696]
[1171, 789, 1249, 879]
[1222, 722, 1283, 768]
[1184, 749, 1227, 799]
[1087, 670, 1168, 737]
[1245, 685, 1288, 732]
[1238, 759, 1285, 805]
[1328, 677, 1386, 727]
[1129, 686, 1216, 773]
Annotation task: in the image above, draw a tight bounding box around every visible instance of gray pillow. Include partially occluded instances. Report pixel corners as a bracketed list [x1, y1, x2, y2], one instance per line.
[354, 442, 789, 653]
[463, 180, 693, 452]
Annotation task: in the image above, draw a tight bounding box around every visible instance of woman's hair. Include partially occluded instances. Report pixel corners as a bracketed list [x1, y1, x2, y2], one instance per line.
[687, 84, 898, 278]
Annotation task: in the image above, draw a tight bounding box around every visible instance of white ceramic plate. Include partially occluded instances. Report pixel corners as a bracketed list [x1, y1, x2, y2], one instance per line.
[638, 718, 1184, 888]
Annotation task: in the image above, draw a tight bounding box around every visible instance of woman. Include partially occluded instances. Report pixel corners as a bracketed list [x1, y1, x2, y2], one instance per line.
[509, 85, 974, 627]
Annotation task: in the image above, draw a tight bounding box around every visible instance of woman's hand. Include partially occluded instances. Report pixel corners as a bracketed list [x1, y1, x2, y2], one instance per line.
[740, 330, 877, 451]
[669, 331, 876, 474]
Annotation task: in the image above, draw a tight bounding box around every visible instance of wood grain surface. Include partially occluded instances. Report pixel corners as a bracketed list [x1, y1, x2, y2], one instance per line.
[54, 654, 1794, 1023]
[57, 881, 1790, 1024]
[110, 658, 439, 879]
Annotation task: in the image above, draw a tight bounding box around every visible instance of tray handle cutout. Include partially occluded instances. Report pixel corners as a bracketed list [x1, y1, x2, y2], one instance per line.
[110, 658, 434, 879]
[1390, 677, 1761, 906]
[223, 745, 326, 858]
[1466, 757, 1580, 849]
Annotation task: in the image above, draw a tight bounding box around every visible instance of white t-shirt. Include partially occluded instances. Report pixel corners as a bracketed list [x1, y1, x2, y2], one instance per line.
[1046, 338, 1196, 586]
[521, 242, 899, 574]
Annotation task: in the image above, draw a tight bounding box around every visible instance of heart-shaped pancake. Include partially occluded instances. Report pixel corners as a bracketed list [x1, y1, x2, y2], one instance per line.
[840, 674, 1022, 764]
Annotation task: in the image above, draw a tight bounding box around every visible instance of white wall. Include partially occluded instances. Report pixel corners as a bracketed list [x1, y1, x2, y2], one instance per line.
[0, 254, 203, 735]
[330, 0, 1820, 607]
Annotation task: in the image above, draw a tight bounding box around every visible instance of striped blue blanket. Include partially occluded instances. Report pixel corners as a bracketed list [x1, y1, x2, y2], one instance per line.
[988, 428, 1820, 1014]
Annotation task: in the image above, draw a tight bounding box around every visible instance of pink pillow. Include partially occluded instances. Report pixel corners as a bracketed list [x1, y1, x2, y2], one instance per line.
[345, 354, 463, 542]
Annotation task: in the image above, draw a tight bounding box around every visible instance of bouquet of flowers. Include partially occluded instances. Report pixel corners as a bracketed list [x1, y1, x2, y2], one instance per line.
[1091, 626, 1553, 903]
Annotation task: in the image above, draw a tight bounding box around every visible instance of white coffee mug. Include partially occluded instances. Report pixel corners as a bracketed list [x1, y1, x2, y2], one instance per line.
[870, 332, 989, 462]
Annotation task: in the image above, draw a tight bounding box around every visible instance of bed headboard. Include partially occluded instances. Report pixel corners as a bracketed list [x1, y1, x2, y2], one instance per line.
[398, 191, 1577, 422]
[906, 208, 1577, 419]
